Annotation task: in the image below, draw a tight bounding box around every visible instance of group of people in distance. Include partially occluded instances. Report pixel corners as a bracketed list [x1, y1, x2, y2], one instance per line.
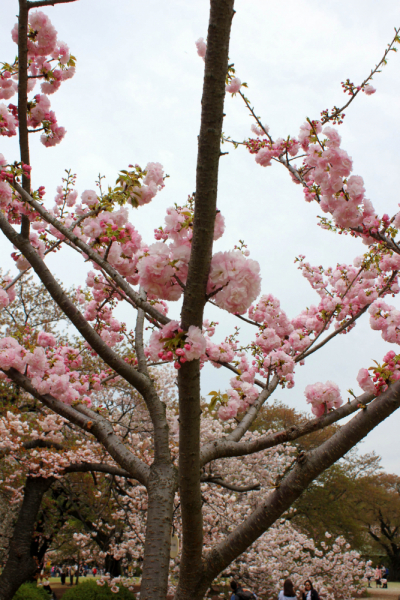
[230, 578, 319, 600]
[373, 565, 388, 589]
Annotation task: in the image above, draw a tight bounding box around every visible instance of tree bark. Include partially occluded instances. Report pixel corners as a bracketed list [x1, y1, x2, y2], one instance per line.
[0, 476, 53, 600]
[17, 0, 31, 240]
[175, 1, 235, 598]
[140, 463, 178, 600]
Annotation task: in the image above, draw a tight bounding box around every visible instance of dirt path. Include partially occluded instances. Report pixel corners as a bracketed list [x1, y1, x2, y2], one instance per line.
[367, 587, 400, 600]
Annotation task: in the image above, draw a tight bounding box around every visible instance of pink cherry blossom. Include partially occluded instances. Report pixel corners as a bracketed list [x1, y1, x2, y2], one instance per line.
[37, 331, 57, 347]
[184, 326, 206, 361]
[208, 250, 261, 314]
[364, 84, 376, 95]
[226, 77, 241, 94]
[195, 37, 207, 60]
[305, 381, 343, 417]
[356, 368, 375, 394]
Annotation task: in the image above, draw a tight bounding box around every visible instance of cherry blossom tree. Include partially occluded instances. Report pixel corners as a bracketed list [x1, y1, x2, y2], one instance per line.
[1, 1, 400, 599]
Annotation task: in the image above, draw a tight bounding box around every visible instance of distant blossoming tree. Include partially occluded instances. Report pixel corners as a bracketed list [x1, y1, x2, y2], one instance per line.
[0, 1, 400, 599]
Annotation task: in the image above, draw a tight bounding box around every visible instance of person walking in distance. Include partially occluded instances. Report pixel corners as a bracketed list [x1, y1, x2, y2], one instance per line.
[375, 565, 382, 588]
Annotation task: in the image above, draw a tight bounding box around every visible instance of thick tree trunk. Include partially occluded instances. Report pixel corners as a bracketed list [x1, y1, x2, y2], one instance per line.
[175, 1, 235, 598]
[387, 550, 400, 581]
[140, 463, 178, 600]
[104, 555, 121, 578]
[0, 476, 53, 600]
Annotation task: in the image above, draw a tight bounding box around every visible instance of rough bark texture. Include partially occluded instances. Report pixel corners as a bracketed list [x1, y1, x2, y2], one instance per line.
[0, 477, 53, 600]
[176, 1, 235, 598]
[17, 0, 31, 241]
[140, 463, 178, 600]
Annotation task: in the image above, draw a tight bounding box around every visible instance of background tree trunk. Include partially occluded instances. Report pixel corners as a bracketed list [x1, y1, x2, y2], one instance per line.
[0, 477, 53, 600]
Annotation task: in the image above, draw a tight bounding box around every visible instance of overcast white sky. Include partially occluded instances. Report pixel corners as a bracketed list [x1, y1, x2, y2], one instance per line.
[1, 0, 400, 472]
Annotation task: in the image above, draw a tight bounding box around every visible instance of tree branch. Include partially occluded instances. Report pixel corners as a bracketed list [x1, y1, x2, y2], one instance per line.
[200, 476, 260, 493]
[64, 462, 132, 479]
[2, 367, 150, 487]
[199, 380, 400, 590]
[200, 389, 375, 466]
[27, 0, 78, 7]
[0, 212, 154, 398]
[11, 182, 170, 326]
[17, 0, 31, 240]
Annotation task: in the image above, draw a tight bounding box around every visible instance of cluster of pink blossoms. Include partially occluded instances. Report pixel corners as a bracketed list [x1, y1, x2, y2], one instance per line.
[358, 350, 400, 396]
[145, 321, 207, 369]
[207, 250, 261, 314]
[304, 381, 343, 417]
[141, 201, 260, 311]
[218, 353, 259, 420]
[0, 275, 16, 309]
[249, 294, 297, 387]
[301, 125, 377, 230]
[369, 298, 400, 344]
[295, 254, 399, 331]
[253, 137, 300, 167]
[29, 93, 66, 147]
[195, 38, 207, 60]
[0, 11, 75, 147]
[0, 333, 108, 405]
[0, 71, 18, 100]
[0, 102, 17, 137]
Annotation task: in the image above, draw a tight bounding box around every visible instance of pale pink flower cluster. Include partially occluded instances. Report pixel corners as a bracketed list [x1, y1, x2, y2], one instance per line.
[356, 368, 376, 394]
[195, 37, 207, 60]
[138, 205, 225, 301]
[295, 255, 399, 333]
[364, 84, 376, 95]
[369, 298, 400, 344]
[0, 275, 15, 310]
[11, 11, 74, 80]
[0, 71, 17, 100]
[54, 184, 78, 208]
[77, 211, 142, 285]
[207, 250, 261, 314]
[137, 242, 189, 301]
[250, 294, 293, 337]
[254, 137, 299, 168]
[145, 321, 206, 369]
[357, 349, 400, 396]
[226, 77, 241, 94]
[5, 11, 74, 144]
[155, 205, 224, 244]
[81, 189, 99, 206]
[218, 354, 258, 420]
[263, 349, 295, 386]
[251, 123, 269, 136]
[231, 520, 366, 600]
[0, 103, 17, 137]
[82, 277, 124, 348]
[130, 162, 165, 206]
[28, 93, 66, 147]
[302, 124, 378, 229]
[0, 335, 107, 405]
[304, 380, 343, 417]
[12, 11, 56, 57]
[0, 180, 13, 209]
[206, 338, 236, 367]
